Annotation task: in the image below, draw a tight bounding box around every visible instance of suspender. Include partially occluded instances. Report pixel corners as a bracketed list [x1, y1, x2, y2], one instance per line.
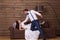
[30, 11, 35, 20]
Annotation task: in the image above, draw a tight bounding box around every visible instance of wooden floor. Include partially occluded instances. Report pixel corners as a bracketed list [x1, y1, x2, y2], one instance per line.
[0, 36, 60, 40]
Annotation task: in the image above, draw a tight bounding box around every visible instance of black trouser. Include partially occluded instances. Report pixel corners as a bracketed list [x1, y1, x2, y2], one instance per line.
[30, 20, 46, 40]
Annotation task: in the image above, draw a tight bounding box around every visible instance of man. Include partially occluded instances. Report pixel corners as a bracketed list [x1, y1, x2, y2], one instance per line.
[22, 9, 46, 40]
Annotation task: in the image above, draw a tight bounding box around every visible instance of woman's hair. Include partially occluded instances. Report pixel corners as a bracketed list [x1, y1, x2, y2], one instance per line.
[16, 21, 19, 30]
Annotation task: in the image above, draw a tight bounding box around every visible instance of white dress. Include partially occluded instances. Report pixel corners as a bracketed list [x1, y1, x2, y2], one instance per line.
[21, 23, 40, 40]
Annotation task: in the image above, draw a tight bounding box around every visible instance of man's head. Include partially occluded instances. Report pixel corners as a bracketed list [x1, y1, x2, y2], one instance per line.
[23, 9, 28, 14]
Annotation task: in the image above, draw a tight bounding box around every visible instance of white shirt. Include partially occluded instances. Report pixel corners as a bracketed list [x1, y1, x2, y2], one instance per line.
[22, 10, 42, 23]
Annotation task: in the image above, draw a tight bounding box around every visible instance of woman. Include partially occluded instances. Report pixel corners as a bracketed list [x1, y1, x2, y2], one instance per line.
[18, 20, 40, 40]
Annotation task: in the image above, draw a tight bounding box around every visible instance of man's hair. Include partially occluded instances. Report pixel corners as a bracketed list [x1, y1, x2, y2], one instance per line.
[23, 9, 28, 11]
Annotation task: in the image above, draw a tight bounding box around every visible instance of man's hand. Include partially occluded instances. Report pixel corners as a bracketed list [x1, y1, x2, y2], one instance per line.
[40, 21, 45, 25]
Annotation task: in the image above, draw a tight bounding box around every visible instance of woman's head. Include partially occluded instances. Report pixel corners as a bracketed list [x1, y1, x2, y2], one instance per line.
[15, 20, 21, 30]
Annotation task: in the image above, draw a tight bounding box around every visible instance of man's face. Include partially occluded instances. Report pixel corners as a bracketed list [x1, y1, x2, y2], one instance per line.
[24, 11, 28, 14]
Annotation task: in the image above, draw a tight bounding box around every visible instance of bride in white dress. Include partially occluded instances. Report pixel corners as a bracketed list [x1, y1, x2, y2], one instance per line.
[18, 20, 40, 40]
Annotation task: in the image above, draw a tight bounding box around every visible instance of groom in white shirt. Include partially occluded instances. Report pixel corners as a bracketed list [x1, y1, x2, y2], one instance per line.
[22, 9, 46, 40]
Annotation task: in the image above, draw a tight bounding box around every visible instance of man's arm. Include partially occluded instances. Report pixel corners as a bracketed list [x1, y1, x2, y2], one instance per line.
[33, 10, 45, 23]
[33, 10, 43, 18]
[22, 15, 29, 24]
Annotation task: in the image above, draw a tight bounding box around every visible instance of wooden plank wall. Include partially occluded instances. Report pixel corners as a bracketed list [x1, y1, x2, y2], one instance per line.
[0, 0, 60, 36]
